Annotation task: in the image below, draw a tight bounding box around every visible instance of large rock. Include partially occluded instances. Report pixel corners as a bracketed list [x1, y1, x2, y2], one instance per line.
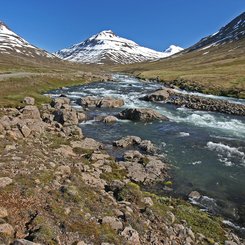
[121, 155, 167, 183]
[117, 108, 168, 122]
[78, 96, 124, 108]
[0, 223, 14, 237]
[103, 115, 118, 124]
[113, 136, 142, 148]
[51, 97, 71, 109]
[13, 239, 42, 245]
[53, 108, 78, 126]
[141, 89, 170, 101]
[0, 177, 13, 188]
[71, 138, 102, 150]
[121, 226, 140, 245]
[20, 106, 41, 120]
[102, 216, 123, 231]
[0, 207, 8, 218]
[23, 97, 35, 105]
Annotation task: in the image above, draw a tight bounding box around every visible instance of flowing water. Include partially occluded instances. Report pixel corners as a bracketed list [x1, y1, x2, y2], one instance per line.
[48, 74, 245, 231]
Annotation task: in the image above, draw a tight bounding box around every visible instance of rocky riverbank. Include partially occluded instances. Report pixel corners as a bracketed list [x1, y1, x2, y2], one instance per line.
[0, 97, 244, 244]
[140, 88, 245, 116]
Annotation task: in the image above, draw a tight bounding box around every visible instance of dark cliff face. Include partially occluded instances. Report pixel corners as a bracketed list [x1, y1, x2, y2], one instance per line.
[187, 12, 245, 52]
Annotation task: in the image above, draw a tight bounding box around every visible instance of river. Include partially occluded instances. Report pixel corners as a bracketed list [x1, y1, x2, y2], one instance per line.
[48, 74, 245, 232]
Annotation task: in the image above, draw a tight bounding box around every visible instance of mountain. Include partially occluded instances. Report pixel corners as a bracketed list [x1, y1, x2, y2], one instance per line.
[0, 21, 55, 59]
[187, 12, 245, 52]
[55, 30, 183, 64]
[163, 45, 183, 55]
[116, 12, 245, 98]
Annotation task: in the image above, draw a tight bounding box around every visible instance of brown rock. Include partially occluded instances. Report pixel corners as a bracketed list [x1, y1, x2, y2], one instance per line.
[0, 223, 14, 237]
[113, 136, 142, 148]
[78, 96, 124, 108]
[20, 106, 41, 120]
[0, 207, 8, 218]
[19, 125, 31, 137]
[102, 216, 123, 231]
[121, 226, 140, 245]
[0, 177, 13, 188]
[141, 89, 170, 101]
[103, 115, 118, 123]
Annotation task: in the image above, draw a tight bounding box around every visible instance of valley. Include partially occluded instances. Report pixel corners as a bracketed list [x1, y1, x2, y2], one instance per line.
[0, 8, 244, 245]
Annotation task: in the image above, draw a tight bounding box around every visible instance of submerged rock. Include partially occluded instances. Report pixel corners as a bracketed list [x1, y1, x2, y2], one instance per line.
[117, 108, 168, 122]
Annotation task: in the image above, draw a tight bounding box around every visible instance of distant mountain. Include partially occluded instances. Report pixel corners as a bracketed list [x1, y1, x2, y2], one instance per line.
[187, 12, 245, 51]
[0, 21, 55, 59]
[55, 30, 183, 64]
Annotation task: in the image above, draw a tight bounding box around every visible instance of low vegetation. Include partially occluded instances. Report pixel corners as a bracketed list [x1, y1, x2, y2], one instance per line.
[112, 39, 245, 98]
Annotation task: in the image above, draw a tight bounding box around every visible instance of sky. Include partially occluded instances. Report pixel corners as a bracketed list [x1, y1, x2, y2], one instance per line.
[1, 1, 244, 52]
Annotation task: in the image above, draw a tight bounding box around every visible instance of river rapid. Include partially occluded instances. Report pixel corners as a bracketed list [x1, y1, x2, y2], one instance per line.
[48, 74, 245, 233]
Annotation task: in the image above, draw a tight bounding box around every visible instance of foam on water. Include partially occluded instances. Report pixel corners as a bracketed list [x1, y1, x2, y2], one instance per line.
[207, 141, 245, 166]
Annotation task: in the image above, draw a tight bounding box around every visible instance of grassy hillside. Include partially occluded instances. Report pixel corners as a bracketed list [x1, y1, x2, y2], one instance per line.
[0, 53, 108, 107]
[112, 39, 245, 98]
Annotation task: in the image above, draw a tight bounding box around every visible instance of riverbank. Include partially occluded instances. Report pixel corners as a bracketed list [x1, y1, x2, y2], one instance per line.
[0, 95, 244, 244]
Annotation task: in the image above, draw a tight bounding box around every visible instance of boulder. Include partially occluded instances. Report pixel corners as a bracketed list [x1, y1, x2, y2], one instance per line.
[77, 112, 86, 122]
[141, 89, 170, 101]
[0, 223, 14, 237]
[103, 116, 118, 123]
[121, 226, 140, 245]
[62, 125, 83, 137]
[117, 108, 168, 122]
[102, 216, 123, 231]
[188, 191, 201, 200]
[53, 108, 78, 126]
[23, 97, 35, 105]
[0, 177, 13, 188]
[78, 96, 124, 108]
[51, 97, 71, 109]
[122, 155, 167, 183]
[0, 207, 8, 218]
[13, 239, 41, 245]
[19, 125, 31, 138]
[71, 138, 102, 150]
[20, 106, 41, 120]
[113, 136, 142, 148]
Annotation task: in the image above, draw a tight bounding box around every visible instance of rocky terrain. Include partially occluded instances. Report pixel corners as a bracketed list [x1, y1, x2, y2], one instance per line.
[0, 96, 244, 245]
[140, 87, 245, 116]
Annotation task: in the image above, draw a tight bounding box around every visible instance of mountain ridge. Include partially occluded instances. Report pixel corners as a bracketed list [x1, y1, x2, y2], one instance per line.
[0, 21, 56, 60]
[55, 30, 183, 64]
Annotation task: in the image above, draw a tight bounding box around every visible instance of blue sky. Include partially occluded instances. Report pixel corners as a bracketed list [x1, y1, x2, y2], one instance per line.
[1, 1, 244, 52]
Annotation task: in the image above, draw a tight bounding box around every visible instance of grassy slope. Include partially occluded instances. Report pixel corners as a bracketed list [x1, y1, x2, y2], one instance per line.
[0, 53, 106, 107]
[112, 39, 245, 98]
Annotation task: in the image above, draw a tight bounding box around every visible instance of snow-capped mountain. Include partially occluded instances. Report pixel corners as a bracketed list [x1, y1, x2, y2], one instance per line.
[55, 30, 183, 64]
[0, 21, 55, 59]
[188, 12, 245, 51]
[163, 45, 183, 55]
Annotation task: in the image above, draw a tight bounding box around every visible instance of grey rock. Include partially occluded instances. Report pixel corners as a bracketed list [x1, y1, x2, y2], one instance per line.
[117, 108, 168, 122]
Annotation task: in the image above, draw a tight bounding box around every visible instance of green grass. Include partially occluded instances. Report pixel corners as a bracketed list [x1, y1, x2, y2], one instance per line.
[112, 39, 245, 98]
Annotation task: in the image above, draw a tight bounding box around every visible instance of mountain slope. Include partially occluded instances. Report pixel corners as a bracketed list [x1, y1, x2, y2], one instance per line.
[114, 12, 245, 98]
[187, 12, 245, 52]
[55, 30, 183, 64]
[0, 21, 56, 60]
